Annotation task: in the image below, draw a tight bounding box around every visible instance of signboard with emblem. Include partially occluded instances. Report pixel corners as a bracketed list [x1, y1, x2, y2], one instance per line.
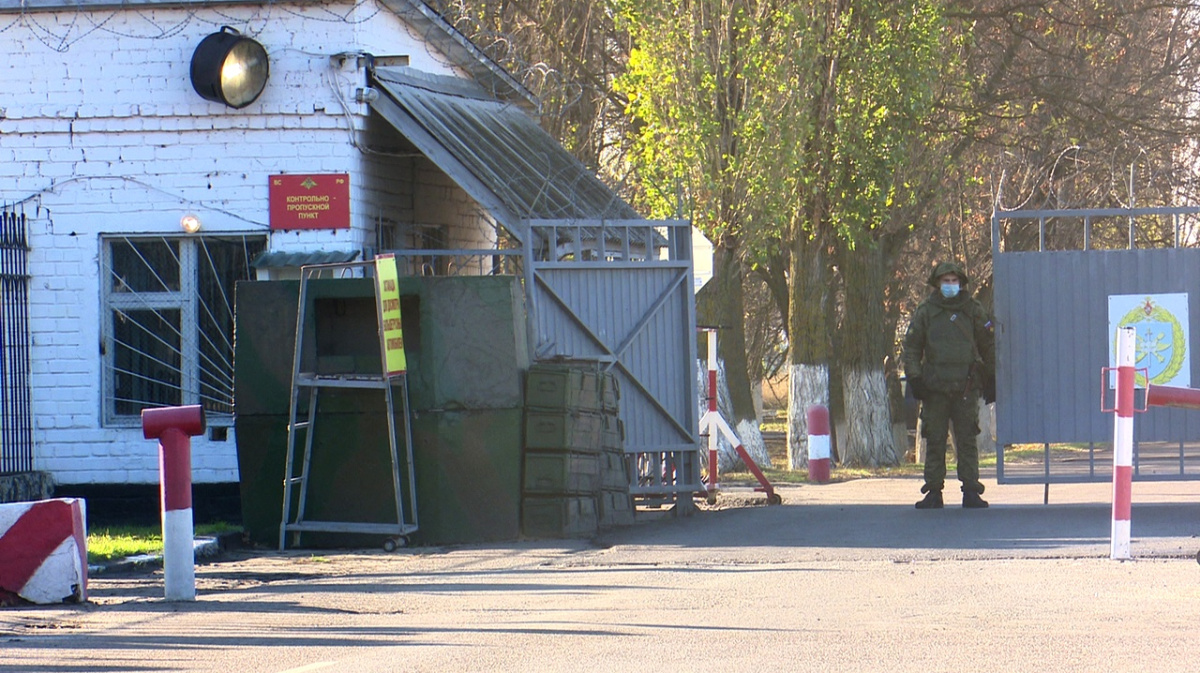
[1107, 293, 1190, 388]
[269, 173, 350, 230]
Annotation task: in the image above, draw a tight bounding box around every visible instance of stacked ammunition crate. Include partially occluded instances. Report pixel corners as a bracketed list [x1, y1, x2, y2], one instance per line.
[521, 363, 633, 537]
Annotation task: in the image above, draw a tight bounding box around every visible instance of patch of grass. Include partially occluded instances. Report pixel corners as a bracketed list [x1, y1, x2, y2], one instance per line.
[986, 443, 1092, 466]
[87, 522, 239, 564]
[760, 420, 787, 434]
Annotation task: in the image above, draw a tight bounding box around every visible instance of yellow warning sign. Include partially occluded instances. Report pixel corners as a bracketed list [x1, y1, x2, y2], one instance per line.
[374, 254, 407, 375]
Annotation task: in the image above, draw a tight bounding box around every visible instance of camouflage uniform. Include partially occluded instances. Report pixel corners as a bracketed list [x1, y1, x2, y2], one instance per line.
[902, 261, 995, 506]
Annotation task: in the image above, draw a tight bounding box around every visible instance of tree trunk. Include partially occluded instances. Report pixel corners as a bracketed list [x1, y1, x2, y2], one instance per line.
[841, 367, 897, 467]
[837, 242, 899, 467]
[712, 241, 769, 469]
[786, 235, 831, 469]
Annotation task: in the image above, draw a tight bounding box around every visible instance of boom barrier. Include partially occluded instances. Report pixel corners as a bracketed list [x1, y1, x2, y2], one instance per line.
[1103, 325, 1200, 560]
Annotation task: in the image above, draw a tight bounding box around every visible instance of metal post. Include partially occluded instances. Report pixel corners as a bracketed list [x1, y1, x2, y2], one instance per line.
[705, 329, 719, 495]
[1111, 327, 1135, 560]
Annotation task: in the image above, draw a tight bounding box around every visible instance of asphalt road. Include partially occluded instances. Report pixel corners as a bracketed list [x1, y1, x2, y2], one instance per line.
[3, 476, 1200, 673]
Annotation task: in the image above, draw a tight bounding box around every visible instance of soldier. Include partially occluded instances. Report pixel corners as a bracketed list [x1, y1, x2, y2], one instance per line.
[902, 261, 996, 509]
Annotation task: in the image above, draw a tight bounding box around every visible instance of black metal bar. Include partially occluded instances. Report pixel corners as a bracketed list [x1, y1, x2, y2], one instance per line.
[0, 208, 32, 472]
[0, 211, 8, 472]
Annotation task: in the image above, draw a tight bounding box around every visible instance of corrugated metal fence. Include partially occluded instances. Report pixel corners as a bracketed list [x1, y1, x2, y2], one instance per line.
[992, 206, 1200, 484]
[0, 208, 32, 473]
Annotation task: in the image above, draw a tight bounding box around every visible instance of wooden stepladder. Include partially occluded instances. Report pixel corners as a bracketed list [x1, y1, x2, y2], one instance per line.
[279, 255, 419, 551]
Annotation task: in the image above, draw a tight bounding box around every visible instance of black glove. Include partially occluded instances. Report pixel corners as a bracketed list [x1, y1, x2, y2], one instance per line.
[908, 376, 927, 401]
[981, 372, 996, 404]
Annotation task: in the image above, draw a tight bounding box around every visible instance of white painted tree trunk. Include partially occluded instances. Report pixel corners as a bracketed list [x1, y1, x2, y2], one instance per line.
[977, 400, 995, 455]
[736, 418, 771, 469]
[841, 366, 899, 467]
[786, 363, 829, 469]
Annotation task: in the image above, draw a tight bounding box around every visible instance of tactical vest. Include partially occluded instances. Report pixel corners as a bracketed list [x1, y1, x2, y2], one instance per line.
[923, 304, 979, 386]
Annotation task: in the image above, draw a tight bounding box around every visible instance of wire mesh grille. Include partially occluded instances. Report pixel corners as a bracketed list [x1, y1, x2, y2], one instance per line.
[102, 234, 265, 423]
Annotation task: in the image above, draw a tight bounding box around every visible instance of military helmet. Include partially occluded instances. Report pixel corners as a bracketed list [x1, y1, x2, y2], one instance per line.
[927, 260, 970, 287]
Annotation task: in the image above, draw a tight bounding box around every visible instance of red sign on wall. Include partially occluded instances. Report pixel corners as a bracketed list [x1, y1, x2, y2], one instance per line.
[269, 174, 350, 230]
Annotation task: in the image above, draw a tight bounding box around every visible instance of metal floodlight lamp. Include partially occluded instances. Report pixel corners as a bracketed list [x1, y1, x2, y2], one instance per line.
[190, 27, 269, 109]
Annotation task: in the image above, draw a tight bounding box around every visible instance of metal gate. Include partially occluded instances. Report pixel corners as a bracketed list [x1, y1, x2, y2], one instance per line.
[992, 205, 1200, 485]
[0, 208, 32, 473]
[525, 219, 701, 504]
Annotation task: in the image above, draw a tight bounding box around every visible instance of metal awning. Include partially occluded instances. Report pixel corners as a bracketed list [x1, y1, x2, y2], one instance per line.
[368, 67, 638, 243]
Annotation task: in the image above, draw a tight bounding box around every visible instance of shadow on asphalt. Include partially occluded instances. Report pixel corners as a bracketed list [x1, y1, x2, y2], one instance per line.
[603, 501, 1200, 555]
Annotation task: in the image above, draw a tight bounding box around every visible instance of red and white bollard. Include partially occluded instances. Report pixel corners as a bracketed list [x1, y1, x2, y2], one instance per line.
[142, 405, 205, 600]
[705, 329, 720, 497]
[806, 405, 831, 483]
[1110, 327, 1136, 560]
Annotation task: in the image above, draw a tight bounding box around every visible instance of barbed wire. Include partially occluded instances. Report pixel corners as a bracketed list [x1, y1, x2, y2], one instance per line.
[3, 176, 270, 229]
[0, 0, 385, 52]
[419, 0, 585, 114]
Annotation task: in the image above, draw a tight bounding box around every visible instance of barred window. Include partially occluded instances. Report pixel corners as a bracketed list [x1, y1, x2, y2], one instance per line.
[101, 235, 266, 425]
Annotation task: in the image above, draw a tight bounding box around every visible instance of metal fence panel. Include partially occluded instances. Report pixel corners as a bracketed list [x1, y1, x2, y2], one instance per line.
[996, 247, 1200, 445]
[0, 209, 32, 473]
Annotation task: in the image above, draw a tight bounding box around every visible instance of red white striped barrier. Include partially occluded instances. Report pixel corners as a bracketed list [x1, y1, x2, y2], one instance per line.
[0, 498, 87, 604]
[806, 405, 831, 483]
[143, 405, 205, 601]
[1146, 384, 1200, 410]
[1109, 327, 1136, 560]
[698, 328, 779, 504]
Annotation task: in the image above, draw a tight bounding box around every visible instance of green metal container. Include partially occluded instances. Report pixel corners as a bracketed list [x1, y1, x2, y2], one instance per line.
[524, 410, 603, 452]
[598, 489, 635, 528]
[522, 451, 601, 495]
[599, 449, 631, 491]
[521, 495, 599, 538]
[234, 276, 527, 547]
[410, 408, 523, 544]
[525, 365, 601, 412]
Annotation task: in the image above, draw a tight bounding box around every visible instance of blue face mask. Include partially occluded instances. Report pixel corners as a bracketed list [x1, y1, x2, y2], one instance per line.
[940, 282, 960, 299]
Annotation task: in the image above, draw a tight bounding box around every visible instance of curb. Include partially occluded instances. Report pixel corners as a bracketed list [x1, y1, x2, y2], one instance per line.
[88, 531, 243, 576]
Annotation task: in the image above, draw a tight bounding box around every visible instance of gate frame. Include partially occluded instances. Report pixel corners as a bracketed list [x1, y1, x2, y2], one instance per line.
[523, 218, 701, 507]
[991, 204, 1200, 486]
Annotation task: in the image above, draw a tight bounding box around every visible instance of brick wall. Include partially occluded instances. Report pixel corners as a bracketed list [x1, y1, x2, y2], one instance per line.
[0, 1, 489, 485]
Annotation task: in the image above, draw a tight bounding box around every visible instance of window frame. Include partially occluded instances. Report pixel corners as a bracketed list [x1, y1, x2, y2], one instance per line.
[100, 233, 263, 428]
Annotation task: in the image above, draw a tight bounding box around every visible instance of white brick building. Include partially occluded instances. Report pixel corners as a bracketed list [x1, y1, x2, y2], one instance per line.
[0, 0, 534, 488]
[2, 0, 699, 510]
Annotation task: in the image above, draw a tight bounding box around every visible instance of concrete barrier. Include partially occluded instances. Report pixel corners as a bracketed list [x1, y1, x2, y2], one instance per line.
[0, 498, 87, 605]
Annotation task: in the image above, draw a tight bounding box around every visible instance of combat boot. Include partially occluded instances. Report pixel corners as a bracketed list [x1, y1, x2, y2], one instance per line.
[915, 490, 943, 509]
[962, 490, 989, 508]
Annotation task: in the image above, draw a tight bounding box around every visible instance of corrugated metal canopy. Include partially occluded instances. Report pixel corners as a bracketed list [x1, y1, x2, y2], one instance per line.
[369, 67, 638, 233]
